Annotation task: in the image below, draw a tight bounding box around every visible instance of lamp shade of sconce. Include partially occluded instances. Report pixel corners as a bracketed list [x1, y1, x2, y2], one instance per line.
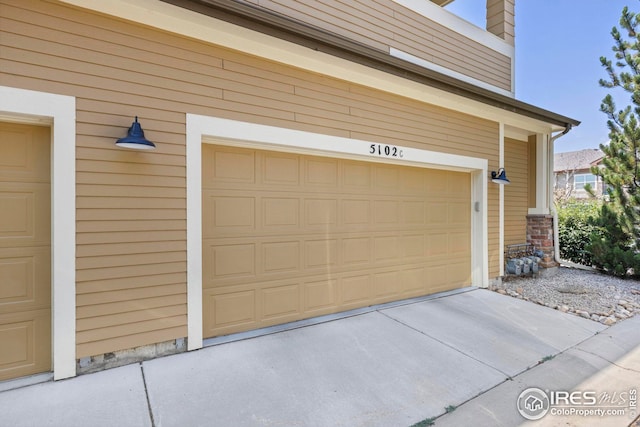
[491, 168, 510, 185]
[115, 117, 156, 150]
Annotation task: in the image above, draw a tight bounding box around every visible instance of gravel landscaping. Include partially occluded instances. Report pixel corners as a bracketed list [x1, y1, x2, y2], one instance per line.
[491, 266, 640, 326]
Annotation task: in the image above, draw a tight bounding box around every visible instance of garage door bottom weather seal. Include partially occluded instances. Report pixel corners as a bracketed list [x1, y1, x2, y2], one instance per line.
[203, 286, 479, 348]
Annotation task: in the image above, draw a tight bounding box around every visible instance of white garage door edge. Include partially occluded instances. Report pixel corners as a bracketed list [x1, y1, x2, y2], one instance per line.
[186, 113, 488, 351]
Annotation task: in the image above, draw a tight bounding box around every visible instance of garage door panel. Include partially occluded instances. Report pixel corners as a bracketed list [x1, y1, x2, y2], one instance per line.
[402, 267, 426, 294]
[206, 243, 256, 280]
[263, 153, 300, 185]
[0, 247, 50, 308]
[305, 158, 338, 187]
[203, 146, 255, 185]
[304, 279, 336, 312]
[449, 260, 472, 286]
[0, 185, 50, 247]
[262, 241, 300, 273]
[304, 239, 338, 269]
[211, 196, 255, 229]
[447, 171, 471, 193]
[341, 274, 371, 306]
[402, 201, 426, 224]
[426, 233, 449, 257]
[0, 123, 51, 380]
[374, 236, 400, 261]
[342, 162, 371, 189]
[373, 200, 399, 224]
[374, 270, 402, 299]
[342, 199, 371, 226]
[402, 234, 426, 258]
[341, 238, 371, 265]
[202, 144, 471, 338]
[0, 309, 50, 381]
[305, 198, 337, 226]
[262, 284, 300, 319]
[0, 126, 50, 182]
[450, 232, 472, 254]
[263, 197, 300, 228]
[449, 202, 471, 226]
[204, 289, 256, 331]
[400, 167, 427, 193]
[373, 165, 399, 191]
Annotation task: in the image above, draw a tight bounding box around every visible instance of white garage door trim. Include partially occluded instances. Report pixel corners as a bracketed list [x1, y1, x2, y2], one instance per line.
[186, 114, 488, 351]
[0, 86, 76, 380]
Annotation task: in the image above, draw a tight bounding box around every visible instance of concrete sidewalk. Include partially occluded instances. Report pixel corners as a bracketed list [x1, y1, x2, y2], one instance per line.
[1, 289, 638, 427]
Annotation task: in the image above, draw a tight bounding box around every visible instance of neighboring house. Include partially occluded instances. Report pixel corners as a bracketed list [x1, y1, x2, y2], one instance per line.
[0, 0, 579, 382]
[554, 149, 605, 200]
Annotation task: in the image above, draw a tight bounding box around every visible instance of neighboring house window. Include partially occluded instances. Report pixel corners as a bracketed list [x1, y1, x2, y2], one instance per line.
[574, 173, 597, 191]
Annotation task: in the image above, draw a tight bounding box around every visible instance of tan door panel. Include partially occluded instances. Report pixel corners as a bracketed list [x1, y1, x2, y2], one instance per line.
[202, 144, 470, 338]
[0, 123, 51, 381]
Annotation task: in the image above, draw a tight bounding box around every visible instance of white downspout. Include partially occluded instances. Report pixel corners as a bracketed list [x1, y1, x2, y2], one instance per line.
[549, 125, 573, 264]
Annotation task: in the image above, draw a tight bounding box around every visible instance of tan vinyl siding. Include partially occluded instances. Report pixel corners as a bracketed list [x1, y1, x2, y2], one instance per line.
[1, 0, 499, 357]
[504, 138, 529, 246]
[246, 0, 512, 91]
[487, 0, 515, 45]
[528, 135, 537, 209]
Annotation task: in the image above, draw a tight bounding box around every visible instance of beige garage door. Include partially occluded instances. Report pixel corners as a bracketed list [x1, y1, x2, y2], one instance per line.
[0, 123, 51, 381]
[202, 144, 470, 338]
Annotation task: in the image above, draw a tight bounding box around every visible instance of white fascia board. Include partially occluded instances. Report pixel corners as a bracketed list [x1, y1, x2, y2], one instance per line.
[59, 0, 549, 134]
[390, 48, 514, 98]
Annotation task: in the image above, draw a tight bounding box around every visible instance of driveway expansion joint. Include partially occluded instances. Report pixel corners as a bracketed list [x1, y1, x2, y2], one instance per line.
[573, 347, 640, 374]
[377, 310, 511, 378]
[140, 363, 156, 427]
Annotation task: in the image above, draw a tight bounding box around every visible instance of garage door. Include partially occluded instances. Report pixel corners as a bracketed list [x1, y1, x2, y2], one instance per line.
[0, 122, 51, 381]
[202, 144, 470, 338]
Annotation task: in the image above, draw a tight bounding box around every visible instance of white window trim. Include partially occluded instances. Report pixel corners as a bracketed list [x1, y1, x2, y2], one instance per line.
[186, 114, 489, 350]
[573, 173, 597, 191]
[0, 86, 76, 380]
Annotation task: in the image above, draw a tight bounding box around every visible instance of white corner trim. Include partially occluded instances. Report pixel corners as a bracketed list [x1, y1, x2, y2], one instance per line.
[186, 114, 203, 351]
[391, 0, 514, 56]
[390, 48, 514, 98]
[186, 114, 490, 348]
[471, 169, 489, 287]
[498, 122, 505, 277]
[0, 86, 77, 380]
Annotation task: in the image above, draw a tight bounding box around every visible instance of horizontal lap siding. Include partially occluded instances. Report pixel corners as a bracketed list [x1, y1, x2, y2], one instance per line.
[1, 0, 499, 357]
[504, 138, 529, 246]
[248, 0, 511, 91]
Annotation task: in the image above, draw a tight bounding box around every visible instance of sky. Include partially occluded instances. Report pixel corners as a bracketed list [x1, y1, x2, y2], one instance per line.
[445, 0, 633, 153]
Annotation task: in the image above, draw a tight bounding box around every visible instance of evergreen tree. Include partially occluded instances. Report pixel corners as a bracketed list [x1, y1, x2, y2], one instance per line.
[588, 5, 640, 276]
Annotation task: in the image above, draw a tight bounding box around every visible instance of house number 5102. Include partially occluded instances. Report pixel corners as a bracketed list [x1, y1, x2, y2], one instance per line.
[369, 144, 403, 158]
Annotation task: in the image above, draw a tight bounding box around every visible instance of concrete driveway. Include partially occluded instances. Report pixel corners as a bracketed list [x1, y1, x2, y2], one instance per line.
[2, 288, 635, 427]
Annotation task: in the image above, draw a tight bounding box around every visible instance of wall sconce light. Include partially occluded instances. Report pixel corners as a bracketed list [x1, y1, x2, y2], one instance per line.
[491, 168, 510, 185]
[115, 116, 156, 150]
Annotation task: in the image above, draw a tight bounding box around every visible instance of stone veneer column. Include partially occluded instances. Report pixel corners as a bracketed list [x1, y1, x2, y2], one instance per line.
[526, 214, 559, 269]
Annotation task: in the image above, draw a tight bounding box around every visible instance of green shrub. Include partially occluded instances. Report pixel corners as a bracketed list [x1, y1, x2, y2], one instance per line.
[556, 199, 602, 266]
[586, 203, 640, 278]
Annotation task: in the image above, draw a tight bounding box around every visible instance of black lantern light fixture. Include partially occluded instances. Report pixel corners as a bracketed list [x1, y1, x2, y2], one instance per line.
[115, 116, 156, 150]
[491, 168, 510, 185]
